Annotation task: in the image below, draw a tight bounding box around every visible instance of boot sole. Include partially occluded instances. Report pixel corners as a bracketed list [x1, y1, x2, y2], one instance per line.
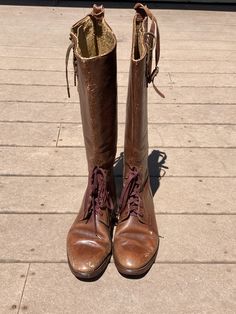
[67, 252, 111, 281]
[114, 250, 158, 277]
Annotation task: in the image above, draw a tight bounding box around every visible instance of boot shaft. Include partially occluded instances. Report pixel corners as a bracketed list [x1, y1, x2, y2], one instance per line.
[67, 5, 117, 170]
[124, 3, 160, 182]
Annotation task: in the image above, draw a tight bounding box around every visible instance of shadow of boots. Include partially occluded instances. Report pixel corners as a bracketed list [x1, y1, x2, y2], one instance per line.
[148, 150, 168, 196]
[113, 150, 168, 199]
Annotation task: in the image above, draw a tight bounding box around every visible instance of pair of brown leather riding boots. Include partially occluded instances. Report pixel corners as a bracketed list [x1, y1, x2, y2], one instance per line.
[66, 3, 160, 279]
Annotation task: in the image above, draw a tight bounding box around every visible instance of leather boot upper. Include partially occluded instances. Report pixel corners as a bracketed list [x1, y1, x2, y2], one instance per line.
[67, 167, 116, 275]
[114, 3, 161, 274]
[66, 5, 117, 278]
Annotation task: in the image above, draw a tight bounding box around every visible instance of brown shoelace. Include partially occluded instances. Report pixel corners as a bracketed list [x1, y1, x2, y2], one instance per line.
[84, 166, 114, 236]
[119, 167, 144, 219]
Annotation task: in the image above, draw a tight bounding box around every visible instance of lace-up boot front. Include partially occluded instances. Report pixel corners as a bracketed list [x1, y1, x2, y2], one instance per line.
[66, 5, 117, 279]
[113, 3, 160, 276]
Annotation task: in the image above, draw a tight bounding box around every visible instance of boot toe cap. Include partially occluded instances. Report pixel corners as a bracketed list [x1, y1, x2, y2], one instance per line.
[113, 234, 159, 274]
[67, 236, 111, 277]
[114, 245, 156, 271]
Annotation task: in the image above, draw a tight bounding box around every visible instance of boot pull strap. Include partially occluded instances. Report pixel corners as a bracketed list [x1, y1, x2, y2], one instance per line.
[134, 3, 164, 98]
[89, 4, 104, 19]
[65, 39, 77, 98]
[65, 5, 104, 98]
[65, 42, 73, 98]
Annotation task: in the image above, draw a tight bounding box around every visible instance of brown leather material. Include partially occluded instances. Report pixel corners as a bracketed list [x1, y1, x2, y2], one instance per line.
[67, 167, 116, 278]
[113, 3, 159, 276]
[66, 5, 117, 279]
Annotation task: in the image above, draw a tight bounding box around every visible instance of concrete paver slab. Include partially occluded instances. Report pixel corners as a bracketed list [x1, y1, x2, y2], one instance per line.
[18, 263, 236, 314]
[170, 73, 236, 87]
[0, 263, 29, 313]
[0, 214, 235, 263]
[0, 69, 171, 87]
[2, 69, 236, 87]
[0, 3, 236, 312]
[1, 177, 235, 214]
[2, 24, 236, 44]
[0, 122, 59, 146]
[2, 25, 236, 49]
[1, 85, 236, 104]
[1, 4, 236, 20]
[0, 147, 235, 177]
[1, 48, 236, 62]
[1, 102, 236, 124]
[1, 56, 236, 73]
[16, 262, 236, 314]
[160, 49, 236, 61]
[58, 123, 236, 148]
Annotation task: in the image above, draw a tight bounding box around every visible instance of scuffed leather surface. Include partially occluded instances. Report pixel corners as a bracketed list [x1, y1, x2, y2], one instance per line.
[66, 6, 117, 276]
[76, 50, 117, 170]
[114, 9, 159, 272]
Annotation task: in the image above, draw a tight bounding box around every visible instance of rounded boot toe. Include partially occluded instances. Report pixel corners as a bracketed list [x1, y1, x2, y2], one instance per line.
[113, 234, 158, 275]
[67, 241, 111, 278]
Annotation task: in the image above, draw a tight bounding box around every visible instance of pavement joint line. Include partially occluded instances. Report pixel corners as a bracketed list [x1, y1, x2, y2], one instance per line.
[2, 101, 236, 105]
[1, 56, 236, 62]
[1, 100, 236, 106]
[4, 84, 236, 89]
[168, 39, 236, 43]
[1, 121, 236, 126]
[1, 83, 236, 88]
[0, 83, 172, 88]
[17, 263, 30, 314]
[0, 38, 235, 44]
[1, 146, 236, 149]
[8, 70, 235, 74]
[0, 175, 235, 179]
[1, 44, 236, 50]
[0, 260, 236, 265]
[0, 212, 235, 216]
[1, 145, 236, 149]
[2, 40, 236, 44]
[0, 58, 236, 61]
[1, 69, 236, 75]
[0, 175, 235, 178]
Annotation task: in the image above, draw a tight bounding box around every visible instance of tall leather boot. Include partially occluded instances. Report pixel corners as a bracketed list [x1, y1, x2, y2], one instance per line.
[66, 5, 117, 280]
[113, 3, 161, 276]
